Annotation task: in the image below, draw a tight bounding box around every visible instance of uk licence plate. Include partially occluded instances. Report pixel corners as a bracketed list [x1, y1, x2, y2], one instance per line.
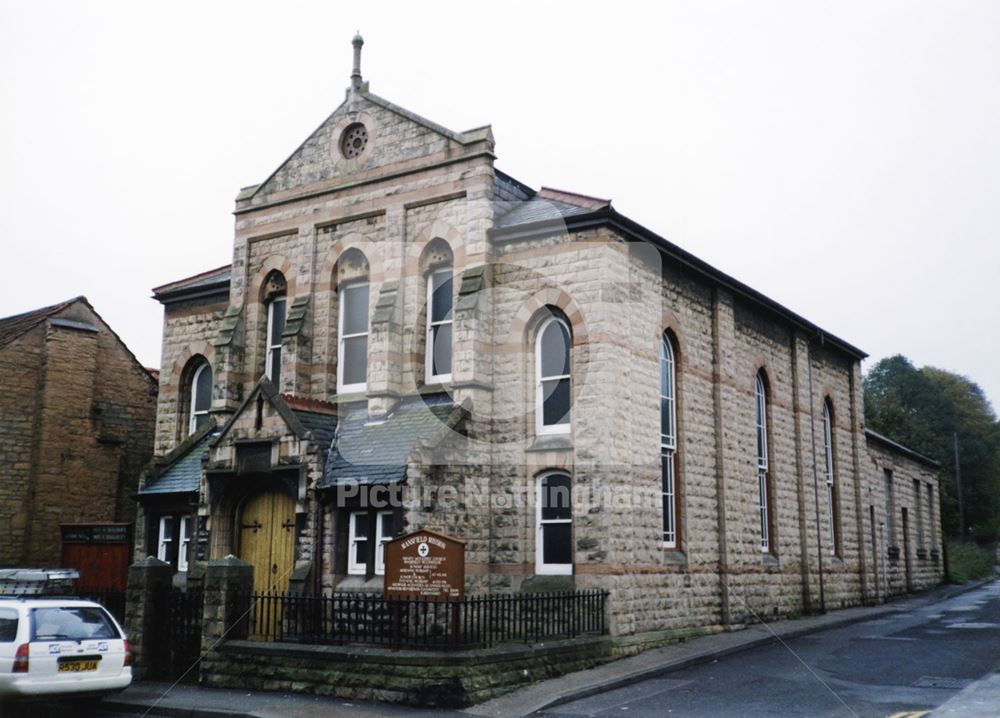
[58, 660, 98, 672]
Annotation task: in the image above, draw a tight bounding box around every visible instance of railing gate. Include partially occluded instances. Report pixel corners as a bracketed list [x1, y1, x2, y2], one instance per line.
[152, 587, 204, 681]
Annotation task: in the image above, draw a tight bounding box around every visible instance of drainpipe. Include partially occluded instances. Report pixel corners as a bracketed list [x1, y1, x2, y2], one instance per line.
[807, 333, 827, 613]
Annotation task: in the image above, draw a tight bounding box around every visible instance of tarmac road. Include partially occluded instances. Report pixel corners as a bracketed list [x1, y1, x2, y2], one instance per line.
[539, 580, 1000, 718]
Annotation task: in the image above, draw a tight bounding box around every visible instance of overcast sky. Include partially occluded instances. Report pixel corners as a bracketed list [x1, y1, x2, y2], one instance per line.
[2, 1, 998, 412]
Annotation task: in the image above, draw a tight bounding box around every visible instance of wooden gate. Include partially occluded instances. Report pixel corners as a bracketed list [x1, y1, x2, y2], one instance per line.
[60, 523, 131, 591]
[239, 491, 295, 596]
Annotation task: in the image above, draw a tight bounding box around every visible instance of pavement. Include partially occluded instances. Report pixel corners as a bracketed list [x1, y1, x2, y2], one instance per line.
[933, 673, 1000, 717]
[96, 579, 994, 718]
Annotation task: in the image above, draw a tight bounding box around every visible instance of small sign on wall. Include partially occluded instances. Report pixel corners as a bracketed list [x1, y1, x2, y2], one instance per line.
[383, 529, 465, 600]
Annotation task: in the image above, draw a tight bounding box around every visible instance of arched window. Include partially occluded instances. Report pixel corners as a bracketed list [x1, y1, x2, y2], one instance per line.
[262, 272, 287, 385]
[188, 360, 213, 434]
[822, 400, 839, 556]
[425, 266, 453, 383]
[338, 281, 369, 393]
[536, 471, 573, 575]
[536, 315, 571, 434]
[755, 371, 772, 553]
[660, 334, 679, 548]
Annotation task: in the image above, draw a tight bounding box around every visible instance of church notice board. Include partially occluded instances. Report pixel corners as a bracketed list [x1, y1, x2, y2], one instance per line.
[383, 529, 465, 600]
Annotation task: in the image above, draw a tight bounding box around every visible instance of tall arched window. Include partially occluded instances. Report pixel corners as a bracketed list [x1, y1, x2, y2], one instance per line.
[262, 272, 287, 385]
[338, 281, 369, 393]
[822, 400, 839, 556]
[755, 371, 772, 553]
[660, 334, 679, 548]
[188, 360, 213, 434]
[425, 266, 453, 383]
[536, 471, 573, 575]
[536, 315, 571, 434]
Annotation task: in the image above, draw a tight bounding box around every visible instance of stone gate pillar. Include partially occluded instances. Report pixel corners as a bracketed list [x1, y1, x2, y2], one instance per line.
[200, 555, 254, 677]
[125, 556, 173, 680]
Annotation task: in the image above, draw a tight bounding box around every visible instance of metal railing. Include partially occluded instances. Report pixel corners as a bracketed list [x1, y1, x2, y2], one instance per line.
[233, 589, 608, 650]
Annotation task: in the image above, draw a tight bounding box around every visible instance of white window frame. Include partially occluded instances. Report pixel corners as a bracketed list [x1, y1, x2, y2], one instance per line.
[661, 336, 678, 548]
[926, 483, 935, 549]
[536, 472, 573, 575]
[913, 480, 924, 550]
[157, 516, 174, 564]
[823, 403, 836, 555]
[374, 511, 393, 576]
[885, 469, 896, 546]
[347, 511, 368, 576]
[755, 374, 770, 553]
[177, 516, 191, 572]
[338, 282, 369, 394]
[425, 267, 454, 384]
[535, 316, 572, 436]
[188, 362, 212, 435]
[264, 295, 286, 385]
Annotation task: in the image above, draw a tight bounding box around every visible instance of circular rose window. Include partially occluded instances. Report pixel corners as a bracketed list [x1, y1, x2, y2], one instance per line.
[340, 123, 369, 159]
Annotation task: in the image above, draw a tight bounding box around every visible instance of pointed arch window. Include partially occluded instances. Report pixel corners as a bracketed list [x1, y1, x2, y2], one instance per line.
[188, 361, 213, 434]
[822, 401, 839, 555]
[425, 266, 453, 383]
[755, 372, 772, 553]
[536, 316, 571, 434]
[660, 334, 679, 548]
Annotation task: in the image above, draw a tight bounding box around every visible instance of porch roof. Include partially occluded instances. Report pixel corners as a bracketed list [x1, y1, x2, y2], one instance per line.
[140, 428, 217, 496]
[318, 394, 460, 488]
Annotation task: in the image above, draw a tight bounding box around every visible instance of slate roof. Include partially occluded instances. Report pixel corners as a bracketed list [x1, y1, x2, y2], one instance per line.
[494, 185, 611, 230]
[292, 409, 338, 449]
[152, 265, 232, 304]
[865, 429, 941, 469]
[319, 394, 462, 489]
[140, 429, 217, 496]
[0, 297, 81, 349]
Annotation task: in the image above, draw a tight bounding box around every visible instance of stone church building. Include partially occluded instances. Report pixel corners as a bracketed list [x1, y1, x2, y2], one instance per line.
[136, 36, 942, 635]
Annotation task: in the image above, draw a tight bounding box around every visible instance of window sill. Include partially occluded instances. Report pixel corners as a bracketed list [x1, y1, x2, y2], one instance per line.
[417, 382, 453, 397]
[526, 435, 574, 453]
[762, 553, 780, 568]
[828, 555, 844, 568]
[662, 549, 687, 566]
[334, 392, 368, 405]
[336, 575, 384, 592]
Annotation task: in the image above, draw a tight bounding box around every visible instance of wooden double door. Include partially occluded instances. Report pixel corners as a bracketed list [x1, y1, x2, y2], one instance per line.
[238, 491, 295, 595]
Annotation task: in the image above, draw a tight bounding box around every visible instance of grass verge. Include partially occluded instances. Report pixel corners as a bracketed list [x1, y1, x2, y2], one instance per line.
[947, 540, 997, 584]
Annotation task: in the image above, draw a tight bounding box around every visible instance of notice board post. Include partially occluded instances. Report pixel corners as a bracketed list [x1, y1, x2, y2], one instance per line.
[383, 529, 465, 649]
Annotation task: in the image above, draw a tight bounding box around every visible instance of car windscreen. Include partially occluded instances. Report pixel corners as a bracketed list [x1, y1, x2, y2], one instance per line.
[0, 607, 17, 642]
[30, 606, 120, 641]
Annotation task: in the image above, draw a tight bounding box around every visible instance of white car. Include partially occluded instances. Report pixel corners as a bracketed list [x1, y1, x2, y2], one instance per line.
[0, 597, 132, 704]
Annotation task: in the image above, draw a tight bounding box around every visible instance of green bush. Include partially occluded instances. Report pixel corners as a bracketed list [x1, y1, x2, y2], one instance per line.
[946, 540, 997, 584]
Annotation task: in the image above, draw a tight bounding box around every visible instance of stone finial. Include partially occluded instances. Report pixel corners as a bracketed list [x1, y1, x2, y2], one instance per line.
[351, 32, 364, 91]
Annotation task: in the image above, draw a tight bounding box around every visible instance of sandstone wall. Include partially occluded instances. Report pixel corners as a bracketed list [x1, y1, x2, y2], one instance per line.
[0, 300, 156, 566]
[0, 326, 46, 563]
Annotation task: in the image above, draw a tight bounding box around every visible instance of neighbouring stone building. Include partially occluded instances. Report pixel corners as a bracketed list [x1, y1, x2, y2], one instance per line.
[135, 35, 943, 645]
[0, 297, 158, 569]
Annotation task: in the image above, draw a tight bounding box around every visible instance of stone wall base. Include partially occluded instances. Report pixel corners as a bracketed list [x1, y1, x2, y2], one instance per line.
[200, 626, 724, 707]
